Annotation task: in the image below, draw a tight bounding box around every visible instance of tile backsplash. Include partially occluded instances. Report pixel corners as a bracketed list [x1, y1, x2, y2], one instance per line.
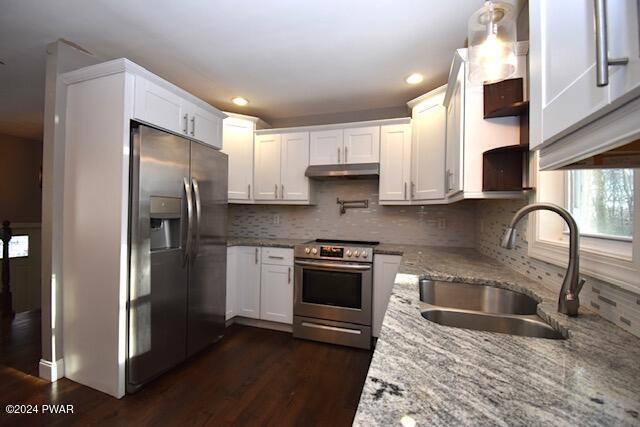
[475, 199, 640, 338]
[229, 180, 476, 247]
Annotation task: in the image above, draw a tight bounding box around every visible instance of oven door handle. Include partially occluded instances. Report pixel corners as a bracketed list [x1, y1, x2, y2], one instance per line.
[294, 260, 372, 271]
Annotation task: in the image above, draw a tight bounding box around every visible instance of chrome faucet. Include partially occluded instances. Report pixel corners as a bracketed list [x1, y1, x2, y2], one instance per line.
[500, 203, 586, 317]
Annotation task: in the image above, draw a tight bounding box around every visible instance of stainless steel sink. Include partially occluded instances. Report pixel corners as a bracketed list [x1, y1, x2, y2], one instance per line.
[419, 279, 539, 315]
[421, 309, 565, 339]
[418, 279, 566, 340]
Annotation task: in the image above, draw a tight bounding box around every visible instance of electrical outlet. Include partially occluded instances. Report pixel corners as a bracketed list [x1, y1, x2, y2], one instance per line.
[438, 218, 446, 229]
[273, 214, 280, 225]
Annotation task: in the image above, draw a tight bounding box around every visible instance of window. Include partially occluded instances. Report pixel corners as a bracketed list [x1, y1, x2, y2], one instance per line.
[567, 169, 634, 241]
[0, 235, 29, 259]
[529, 155, 640, 294]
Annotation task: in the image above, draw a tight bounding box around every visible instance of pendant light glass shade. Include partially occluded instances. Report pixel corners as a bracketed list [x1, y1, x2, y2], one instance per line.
[468, 0, 517, 84]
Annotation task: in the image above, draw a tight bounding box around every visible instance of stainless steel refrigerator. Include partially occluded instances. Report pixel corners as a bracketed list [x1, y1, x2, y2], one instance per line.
[127, 123, 227, 393]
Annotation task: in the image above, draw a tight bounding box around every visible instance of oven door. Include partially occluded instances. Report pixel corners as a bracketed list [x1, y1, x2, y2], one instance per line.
[294, 259, 372, 325]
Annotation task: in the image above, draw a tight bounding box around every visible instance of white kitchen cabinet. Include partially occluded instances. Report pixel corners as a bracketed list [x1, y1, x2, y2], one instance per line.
[134, 76, 186, 136]
[281, 132, 310, 201]
[254, 134, 282, 200]
[133, 76, 223, 149]
[223, 116, 255, 201]
[410, 86, 446, 201]
[225, 247, 237, 320]
[343, 126, 380, 164]
[260, 263, 293, 324]
[187, 102, 222, 149]
[309, 129, 343, 165]
[234, 246, 262, 319]
[373, 254, 402, 337]
[445, 62, 464, 197]
[379, 124, 412, 202]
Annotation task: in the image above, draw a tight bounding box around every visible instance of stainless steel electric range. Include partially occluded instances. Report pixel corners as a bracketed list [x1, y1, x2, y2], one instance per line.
[293, 239, 379, 350]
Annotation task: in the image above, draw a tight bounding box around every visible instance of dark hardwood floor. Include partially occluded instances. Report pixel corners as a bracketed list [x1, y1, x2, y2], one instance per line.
[0, 319, 372, 426]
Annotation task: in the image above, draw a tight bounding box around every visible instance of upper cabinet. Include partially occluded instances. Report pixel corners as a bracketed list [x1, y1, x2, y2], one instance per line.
[379, 122, 412, 202]
[223, 114, 259, 202]
[309, 125, 380, 165]
[309, 129, 343, 165]
[254, 132, 311, 203]
[445, 63, 465, 197]
[132, 74, 224, 149]
[343, 126, 380, 164]
[411, 87, 447, 201]
[531, 1, 640, 169]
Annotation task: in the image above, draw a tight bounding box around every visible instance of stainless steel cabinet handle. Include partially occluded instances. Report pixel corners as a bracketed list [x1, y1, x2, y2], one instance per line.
[190, 116, 195, 136]
[345, 146, 348, 163]
[288, 267, 291, 284]
[447, 170, 454, 192]
[274, 184, 278, 198]
[268, 255, 285, 259]
[594, 0, 629, 87]
[192, 178, 202, 258]
[183, 177, 193, 266]
[255, 248, 258, 264]
[183, 114, 189, 134]
[281, 184, 284, 199]
[404, 182, 407, 200]
[338, 147, 341, 163]
[411, 181, 416, 199]
[247, 184, 251, 199]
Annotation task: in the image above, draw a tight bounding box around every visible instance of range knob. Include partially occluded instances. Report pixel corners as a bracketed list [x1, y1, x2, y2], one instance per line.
[311, 248, 318, 255]
[362, 251, 368, 258]
[305, 247, 311, 254]
[346, 250, 352, 257]
[354, 250, 360, 257]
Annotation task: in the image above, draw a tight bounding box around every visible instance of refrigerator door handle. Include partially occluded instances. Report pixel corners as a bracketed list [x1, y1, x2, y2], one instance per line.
[183, 177, 194, 266]
[192, 177, 202, 259]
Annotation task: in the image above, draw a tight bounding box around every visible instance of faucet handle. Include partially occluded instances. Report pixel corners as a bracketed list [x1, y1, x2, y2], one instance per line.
[576, 278, 586, 295]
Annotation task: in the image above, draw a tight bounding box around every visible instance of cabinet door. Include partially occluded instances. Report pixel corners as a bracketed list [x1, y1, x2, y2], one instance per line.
[254, 134, 281, 200]
[189, 103, 223, 149]
[309, 129, 343, 165]
[445, 65, 464, 196]
[225, 247, 237, 320]
[372, 255, 401, 337]
[379, 124, 411, 201]
[235, 247, 261, 319]
[343, 126, 380, 164]
[412, 99, 446, 201]
[532, 0, 610, 145]
[608, 1, 640, 104]
[223, 117, 254, 201]
[260, 264, 293, 324]
[281, 132, 310, 201]
[134, 76, 187, 135]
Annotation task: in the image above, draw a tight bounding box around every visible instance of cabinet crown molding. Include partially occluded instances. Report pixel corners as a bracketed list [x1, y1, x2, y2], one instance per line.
[254, 117, 410, 135]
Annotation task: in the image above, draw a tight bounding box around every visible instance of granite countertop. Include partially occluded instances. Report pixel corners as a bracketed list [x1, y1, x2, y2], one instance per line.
[226, 237, 306, 248]
[354, 245, 640, 426]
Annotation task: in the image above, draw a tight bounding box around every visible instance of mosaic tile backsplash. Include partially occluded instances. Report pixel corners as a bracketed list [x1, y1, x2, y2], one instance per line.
[228, 180, 477, 247]
[475, 199, 640, 338]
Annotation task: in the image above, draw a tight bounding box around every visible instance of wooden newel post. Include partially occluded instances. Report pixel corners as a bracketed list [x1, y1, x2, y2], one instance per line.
[1, 220, 14, 319]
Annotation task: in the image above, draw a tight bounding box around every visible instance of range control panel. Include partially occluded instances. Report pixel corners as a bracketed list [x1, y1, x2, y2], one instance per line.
[294, 243, 374, 262]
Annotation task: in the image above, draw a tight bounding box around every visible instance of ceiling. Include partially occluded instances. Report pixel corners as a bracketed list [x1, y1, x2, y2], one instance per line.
[0, 0, 521, 140]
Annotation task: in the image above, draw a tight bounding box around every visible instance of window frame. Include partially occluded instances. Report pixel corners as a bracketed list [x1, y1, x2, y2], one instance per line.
[527, 154, 640, 294]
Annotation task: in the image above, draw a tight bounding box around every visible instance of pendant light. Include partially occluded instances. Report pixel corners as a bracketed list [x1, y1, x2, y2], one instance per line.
[468, 0, 517, 84]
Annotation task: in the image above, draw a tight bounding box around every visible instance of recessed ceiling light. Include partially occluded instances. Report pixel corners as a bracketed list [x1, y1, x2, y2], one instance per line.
[232, 97, 249, 106]
[405, 73, 424, 85]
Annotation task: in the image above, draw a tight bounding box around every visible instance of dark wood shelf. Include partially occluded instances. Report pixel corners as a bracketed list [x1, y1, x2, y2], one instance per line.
[484, 78, 528, 119]
[483, 144, 530, 192]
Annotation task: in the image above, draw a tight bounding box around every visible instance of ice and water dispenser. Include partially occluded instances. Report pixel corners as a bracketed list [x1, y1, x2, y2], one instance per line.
[149, 196, 182, 251]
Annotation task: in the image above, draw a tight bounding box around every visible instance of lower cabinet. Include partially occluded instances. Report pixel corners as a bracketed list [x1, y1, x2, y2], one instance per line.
[260, 264, 293, 324]
[226, 246, 293, 325]
[372, 254, 402, 337]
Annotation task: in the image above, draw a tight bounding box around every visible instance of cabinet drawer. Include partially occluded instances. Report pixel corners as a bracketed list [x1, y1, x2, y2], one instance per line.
[261, 247, 293, 266]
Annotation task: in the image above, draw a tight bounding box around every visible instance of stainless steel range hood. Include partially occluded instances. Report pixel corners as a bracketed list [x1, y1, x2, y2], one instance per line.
[304, 163, 379, 180]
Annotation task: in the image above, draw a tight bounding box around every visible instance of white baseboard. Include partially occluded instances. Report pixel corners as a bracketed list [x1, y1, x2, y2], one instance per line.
[230, 316, 293, 333]
[39, 358, 64, 381]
